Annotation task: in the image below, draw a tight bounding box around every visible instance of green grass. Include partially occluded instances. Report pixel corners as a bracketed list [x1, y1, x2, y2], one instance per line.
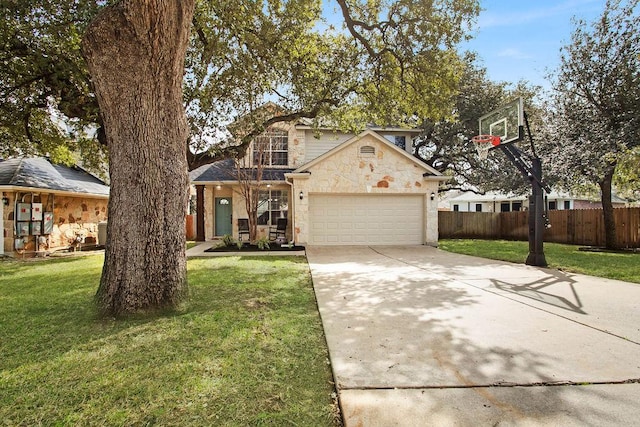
[0, 255, 339, 426]
[439, 239, 640, 284]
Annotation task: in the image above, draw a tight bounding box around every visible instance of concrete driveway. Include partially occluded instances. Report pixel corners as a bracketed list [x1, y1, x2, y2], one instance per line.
[306, 245, 640, 426]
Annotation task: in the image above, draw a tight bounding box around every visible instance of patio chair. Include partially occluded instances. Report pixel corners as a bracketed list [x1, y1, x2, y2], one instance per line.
[238, 218, 250, 241]
[269, 218, 287, 241]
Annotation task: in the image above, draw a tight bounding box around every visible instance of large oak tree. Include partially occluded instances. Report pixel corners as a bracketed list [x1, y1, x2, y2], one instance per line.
[82, 0, 195, 315]
[4, 0, 480, 315]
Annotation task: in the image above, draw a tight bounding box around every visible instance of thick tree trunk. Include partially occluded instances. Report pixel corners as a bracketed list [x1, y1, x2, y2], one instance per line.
[599, 169, 618, 249]
[82, 0, 195, 315]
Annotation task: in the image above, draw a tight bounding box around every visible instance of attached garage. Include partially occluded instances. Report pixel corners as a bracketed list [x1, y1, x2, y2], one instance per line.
[309, 194, 424, 245]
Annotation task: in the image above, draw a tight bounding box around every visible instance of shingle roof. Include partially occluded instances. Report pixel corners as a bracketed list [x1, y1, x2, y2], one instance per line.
[0, 157, 109, 196]
[296, 118, 421, 133]
[190, 159, 293, 183]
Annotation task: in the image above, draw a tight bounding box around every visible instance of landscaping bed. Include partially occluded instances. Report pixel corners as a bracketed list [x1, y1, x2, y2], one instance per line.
[206, 243, 305, 252]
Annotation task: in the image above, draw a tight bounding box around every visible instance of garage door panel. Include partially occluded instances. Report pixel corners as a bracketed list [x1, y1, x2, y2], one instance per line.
[309, 195, 424, 245]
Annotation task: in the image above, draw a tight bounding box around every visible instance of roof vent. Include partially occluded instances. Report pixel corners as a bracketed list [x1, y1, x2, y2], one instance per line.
[360, 145, 375, 156]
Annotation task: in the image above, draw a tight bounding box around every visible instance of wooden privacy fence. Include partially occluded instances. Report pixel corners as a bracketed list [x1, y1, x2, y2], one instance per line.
[439, 208, 640, 248]
[185, 214, 196, 240]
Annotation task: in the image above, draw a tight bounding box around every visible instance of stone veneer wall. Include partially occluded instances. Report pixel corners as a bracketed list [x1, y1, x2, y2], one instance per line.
[49, 195, 108, 249]
[2, 191, 108, 255]
[290, 133, 441, 245]
[290, 127, 306, 168]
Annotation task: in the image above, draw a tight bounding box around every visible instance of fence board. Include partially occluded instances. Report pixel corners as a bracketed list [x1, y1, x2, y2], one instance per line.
[439, 208, 640, 247]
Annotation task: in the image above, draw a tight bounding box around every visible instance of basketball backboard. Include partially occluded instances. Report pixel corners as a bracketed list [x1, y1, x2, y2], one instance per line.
[478, 97, 524, 145]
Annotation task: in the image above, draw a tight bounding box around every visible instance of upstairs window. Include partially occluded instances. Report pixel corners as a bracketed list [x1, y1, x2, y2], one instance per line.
[253, 129, 288, 166]
[383, 134, 407, 150]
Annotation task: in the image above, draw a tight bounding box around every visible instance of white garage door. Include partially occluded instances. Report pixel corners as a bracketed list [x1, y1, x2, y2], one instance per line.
[309, 194, 424, 245]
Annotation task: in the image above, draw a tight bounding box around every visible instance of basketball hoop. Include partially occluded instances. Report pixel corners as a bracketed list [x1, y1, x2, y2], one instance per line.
[471, 134, 501, 160]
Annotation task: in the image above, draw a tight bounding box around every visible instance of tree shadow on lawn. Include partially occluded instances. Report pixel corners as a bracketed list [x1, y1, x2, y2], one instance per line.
[2, 258, 300, 369]
[2, 256, 334, 425]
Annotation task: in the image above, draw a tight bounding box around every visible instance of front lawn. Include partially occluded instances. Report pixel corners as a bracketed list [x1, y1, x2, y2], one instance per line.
[439, 239, 640, 284]
[0, 255, 339, 426]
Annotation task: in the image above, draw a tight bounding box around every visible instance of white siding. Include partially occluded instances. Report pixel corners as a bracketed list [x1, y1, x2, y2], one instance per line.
[303, 130, 353, 163]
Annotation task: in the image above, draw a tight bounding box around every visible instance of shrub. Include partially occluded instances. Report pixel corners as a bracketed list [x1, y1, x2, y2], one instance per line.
[222, 234, 235, 247]
[256, 237, 270, 250]
[222, 234, 236, 246]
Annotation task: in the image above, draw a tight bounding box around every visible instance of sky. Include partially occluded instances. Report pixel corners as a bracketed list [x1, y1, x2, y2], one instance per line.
[462, 0, 607, 89]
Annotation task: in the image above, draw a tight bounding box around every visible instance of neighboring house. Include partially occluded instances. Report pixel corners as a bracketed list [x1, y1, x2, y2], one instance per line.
[0, 157, 110, 256]
[189, 121, 448, 246]
[446, 191, 627, 213]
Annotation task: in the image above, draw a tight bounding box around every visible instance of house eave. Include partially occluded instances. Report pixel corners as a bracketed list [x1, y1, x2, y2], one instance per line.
[423, 175, 451, 182]
[284, 172, 311, 180]
[0, 185, 109, 199]
[295, 124, 422, 134]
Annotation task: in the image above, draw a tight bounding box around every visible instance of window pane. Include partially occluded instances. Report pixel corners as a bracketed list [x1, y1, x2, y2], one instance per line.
[394, 136, 406, 150]
[257, 191, 269, 225]
[272, 136, 287, 151]
[255, 190, 289, 226]
[270, 190, 288, 224]
[271, 151, 288, 165]
[252, 129, 288, 166]
[383, 134, 406, 150]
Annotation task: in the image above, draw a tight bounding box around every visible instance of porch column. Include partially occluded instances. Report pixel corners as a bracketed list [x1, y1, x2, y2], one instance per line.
[196, 185, 205, 241]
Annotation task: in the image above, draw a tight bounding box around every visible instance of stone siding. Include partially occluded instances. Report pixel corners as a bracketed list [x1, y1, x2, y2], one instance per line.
[2, 191, 108, 255]
[290, 133, 441, 245]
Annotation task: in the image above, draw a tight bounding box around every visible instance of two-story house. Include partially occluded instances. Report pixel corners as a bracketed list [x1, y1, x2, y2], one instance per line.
[189, 120, 448, 246]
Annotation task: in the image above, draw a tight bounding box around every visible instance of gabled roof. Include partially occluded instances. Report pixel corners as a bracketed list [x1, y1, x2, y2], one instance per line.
[189, 158, 294, 183]
[293, 129, 444, 177]
[0, 157, 109, 197]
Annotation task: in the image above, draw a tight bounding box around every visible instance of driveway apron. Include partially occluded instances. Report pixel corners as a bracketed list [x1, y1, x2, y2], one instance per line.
[306, 245, 640, 426]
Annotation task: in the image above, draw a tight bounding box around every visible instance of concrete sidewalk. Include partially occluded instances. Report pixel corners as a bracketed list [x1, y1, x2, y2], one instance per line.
[306, 246, 640, 426]
[185, 241, 305, 257]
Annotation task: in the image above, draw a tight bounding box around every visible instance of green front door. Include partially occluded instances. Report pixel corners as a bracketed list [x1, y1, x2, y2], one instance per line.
[215, 197, 233, 236]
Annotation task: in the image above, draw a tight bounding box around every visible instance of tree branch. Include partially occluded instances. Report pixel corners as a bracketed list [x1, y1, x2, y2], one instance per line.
[186, 98, 342, 171]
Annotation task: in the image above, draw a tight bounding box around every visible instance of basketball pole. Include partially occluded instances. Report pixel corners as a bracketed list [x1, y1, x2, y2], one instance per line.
[476, 99, 549, 267]
[526, 157, 547, 267]
[497, 126, 549, 267]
